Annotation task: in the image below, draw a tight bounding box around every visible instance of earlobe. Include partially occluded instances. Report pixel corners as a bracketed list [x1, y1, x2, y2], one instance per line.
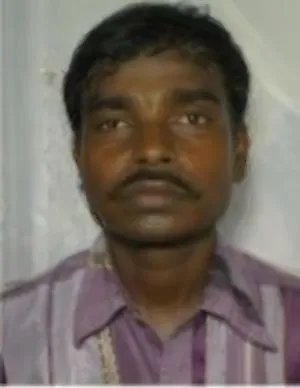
[72, 140, 80, 168]
[233, 127, 250, 182]
[234, 152, 248, 182]
[72, 145, 84, 192]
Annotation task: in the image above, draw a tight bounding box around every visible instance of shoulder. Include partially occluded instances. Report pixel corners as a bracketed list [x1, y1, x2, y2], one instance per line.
[0, 250, 89, 312]
[220, 243, 300, 380]
[219, 242, 300, 290]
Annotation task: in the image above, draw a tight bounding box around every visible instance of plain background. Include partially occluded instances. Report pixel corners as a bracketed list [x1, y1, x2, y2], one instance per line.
[1, 0, 300, 284]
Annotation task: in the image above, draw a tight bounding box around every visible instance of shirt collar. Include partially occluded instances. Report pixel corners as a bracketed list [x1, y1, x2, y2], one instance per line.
[74, 235, 276, 351]
[74, 239, 126, 347]
[204, 241, 277, 350]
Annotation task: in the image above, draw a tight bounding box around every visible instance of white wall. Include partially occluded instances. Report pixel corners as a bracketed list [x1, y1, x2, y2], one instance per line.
[2, 0, 300, 281]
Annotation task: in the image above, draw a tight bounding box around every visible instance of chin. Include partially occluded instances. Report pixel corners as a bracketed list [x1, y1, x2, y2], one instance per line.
[126, 214, 186, 238]
[109, 219, 207, 247]
[113, 231, 192, 248]
[127, 229, 182, 244]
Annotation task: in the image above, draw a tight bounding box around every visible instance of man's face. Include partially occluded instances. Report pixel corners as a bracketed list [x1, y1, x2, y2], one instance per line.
[75, 50, 249, 244]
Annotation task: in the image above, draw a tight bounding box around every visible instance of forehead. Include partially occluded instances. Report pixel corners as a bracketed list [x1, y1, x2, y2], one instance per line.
[87, 50, 226, 99]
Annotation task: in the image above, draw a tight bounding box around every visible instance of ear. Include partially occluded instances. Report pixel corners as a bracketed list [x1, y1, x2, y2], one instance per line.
[72, 138, 80, 169]
[72, 141, 84, 192]
[233, 123, 250, 183]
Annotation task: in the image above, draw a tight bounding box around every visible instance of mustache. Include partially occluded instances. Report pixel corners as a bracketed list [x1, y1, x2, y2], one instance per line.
[109, 167, 202, 199]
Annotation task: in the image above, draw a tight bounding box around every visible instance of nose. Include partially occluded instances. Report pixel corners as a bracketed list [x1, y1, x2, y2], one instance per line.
[133, 124, 175, 166]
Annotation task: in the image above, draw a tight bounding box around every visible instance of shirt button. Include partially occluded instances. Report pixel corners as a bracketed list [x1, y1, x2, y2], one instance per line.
[161, 367, 168, 382]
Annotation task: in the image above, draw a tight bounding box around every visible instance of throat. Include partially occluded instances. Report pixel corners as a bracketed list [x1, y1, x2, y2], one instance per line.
[106, 233, 216, 333]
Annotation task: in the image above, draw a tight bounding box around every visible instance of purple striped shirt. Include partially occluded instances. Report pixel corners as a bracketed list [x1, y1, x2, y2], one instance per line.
[1, 240, 300, 384]
[74, 248, 300, 384]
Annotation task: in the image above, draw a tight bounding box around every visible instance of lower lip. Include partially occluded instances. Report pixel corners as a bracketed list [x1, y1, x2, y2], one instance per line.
[132, 192, 177, 208]
[123, 186, 184, 208]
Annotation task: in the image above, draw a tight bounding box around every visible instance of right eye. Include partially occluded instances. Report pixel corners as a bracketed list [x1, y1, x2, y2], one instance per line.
[97, 119, 130, 132]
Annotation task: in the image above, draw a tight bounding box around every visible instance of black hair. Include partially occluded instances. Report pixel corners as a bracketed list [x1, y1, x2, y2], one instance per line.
[63, 2, 250, 141]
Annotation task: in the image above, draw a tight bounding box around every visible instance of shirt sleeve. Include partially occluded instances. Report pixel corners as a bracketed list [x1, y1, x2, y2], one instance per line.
[282, 287, 300, 384]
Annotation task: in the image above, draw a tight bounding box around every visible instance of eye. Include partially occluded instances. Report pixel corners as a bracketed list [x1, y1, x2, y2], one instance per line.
[177, 113, 208, 126]
[97, 119, 130, 132]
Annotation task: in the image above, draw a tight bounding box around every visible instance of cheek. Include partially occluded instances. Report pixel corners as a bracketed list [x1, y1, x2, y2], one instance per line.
[78, 140, 131, 192]
[180, 137, 234, 189]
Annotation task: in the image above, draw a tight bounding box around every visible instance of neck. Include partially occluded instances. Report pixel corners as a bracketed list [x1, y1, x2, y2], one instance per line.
[104, 231, 216, 332]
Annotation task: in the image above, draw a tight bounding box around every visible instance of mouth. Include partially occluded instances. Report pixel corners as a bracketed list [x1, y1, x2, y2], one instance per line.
[120, 179, 187, 207]
[122, 179, 186, 195]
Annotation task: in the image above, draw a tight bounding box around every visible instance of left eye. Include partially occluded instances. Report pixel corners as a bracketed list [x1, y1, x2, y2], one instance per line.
[177, 113, 208, 126]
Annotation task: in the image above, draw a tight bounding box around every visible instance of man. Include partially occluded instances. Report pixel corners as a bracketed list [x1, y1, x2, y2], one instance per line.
[1, 2, 300, 384]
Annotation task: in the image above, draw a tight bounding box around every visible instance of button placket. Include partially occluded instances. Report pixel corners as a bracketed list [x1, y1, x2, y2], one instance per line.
[159, 327, 193, 384]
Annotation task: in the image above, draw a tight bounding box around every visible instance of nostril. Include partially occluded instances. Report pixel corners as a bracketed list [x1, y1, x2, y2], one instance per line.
[161, 155, 172, 163]
[137, 156, 148, 164]
[136, 154, 172, 165]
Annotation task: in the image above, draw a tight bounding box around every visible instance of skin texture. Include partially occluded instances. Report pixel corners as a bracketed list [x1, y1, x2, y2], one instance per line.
[74, 50, 249, 336]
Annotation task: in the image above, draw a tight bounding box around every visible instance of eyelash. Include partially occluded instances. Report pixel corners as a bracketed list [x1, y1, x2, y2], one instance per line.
[93, 111, 211, 134]
[176, 112, 210, 126]
[96, 119, 129, 131]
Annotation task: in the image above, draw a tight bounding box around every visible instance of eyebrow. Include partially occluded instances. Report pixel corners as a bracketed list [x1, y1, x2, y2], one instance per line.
[172, 88, 221, 105]
[84, 94, 130, 112]
[84, 87, 220, 113]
